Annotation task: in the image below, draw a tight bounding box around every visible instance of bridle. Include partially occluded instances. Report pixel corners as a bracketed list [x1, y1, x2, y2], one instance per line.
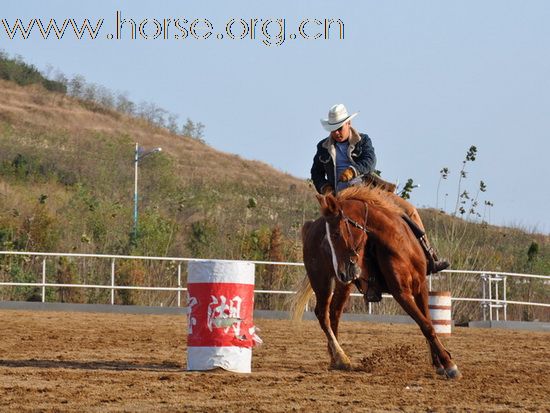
[325, 201, 370, 281]
[339, 202, 370, 257]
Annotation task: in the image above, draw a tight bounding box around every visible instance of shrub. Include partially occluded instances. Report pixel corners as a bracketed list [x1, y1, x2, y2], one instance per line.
[0, 52, 66, 92]
[115, 260, 146, 305]
[55, 256, 83, 303]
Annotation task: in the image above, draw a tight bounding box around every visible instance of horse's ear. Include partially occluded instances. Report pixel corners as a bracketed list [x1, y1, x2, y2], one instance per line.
[316, 193, 339, 217]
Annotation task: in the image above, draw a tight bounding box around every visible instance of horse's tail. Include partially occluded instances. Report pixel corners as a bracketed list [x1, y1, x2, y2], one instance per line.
[291, 273, 313, 322]
[290, 219, 316, 321]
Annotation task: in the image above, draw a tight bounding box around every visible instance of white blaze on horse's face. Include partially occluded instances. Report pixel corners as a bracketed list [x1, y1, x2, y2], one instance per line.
[325, 221, 340, 279]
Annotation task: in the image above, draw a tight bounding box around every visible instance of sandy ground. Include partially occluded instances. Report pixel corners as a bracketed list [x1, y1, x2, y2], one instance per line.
[0, 310, 548, 412]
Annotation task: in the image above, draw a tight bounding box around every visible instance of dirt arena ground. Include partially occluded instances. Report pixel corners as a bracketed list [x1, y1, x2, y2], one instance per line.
[0, 310, 548, 412]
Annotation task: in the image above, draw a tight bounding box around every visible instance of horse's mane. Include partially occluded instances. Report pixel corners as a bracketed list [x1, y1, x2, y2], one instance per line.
[337, 186, 405, 216]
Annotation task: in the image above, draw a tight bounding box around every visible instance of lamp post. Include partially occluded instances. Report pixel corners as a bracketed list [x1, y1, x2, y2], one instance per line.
[134, 142, 162, 238]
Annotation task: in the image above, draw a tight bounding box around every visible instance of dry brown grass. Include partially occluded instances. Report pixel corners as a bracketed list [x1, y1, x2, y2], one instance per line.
[0, 80, 307, 191]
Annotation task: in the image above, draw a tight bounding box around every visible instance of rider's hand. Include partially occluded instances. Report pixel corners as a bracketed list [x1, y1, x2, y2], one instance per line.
[339, 167, 355, 182]
[320, 184, 334, 195]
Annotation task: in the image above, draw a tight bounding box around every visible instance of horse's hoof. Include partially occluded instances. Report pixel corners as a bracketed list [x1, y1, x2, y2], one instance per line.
[331, 358, 352, 371]
[445, 365, 462, 380]
[435, 367, 446, 376]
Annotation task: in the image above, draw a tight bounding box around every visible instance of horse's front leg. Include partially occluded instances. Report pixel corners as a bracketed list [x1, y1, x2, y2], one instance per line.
[314, 282, 352, 370]
[329, 282, 353, 340]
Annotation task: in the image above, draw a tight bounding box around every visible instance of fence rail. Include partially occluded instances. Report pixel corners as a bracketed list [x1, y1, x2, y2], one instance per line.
[0, 251, 548, 321]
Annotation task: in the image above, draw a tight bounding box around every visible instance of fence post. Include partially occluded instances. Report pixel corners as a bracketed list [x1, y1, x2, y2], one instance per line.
[488, 274, 493, 321]
[481, 273, 487, 321]
[42, 258, 46, 303]
[177, 262, 182, 307]
[111, 258, 115, 305]
[504, 276, 507, 321]
[495, 276, 500, 321]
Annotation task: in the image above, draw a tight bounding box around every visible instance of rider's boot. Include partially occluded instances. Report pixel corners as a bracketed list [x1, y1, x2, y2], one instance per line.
[402, 215, 450, 275]
[364, 275, 382, 303]
[354, 277, 382, 304]
[419, 235, 450, 274]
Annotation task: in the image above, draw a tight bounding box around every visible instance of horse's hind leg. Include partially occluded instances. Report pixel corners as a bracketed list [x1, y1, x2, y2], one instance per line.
[314, 281, 352, 370]
[394, 288, 461, 379]
[413, 287, 446, 375]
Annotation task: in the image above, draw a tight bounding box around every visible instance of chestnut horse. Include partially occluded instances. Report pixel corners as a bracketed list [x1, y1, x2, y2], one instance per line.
[292, 186, 461, 379]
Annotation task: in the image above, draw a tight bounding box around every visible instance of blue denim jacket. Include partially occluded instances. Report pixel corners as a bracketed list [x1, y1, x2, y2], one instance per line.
[310, 128, 376, 194]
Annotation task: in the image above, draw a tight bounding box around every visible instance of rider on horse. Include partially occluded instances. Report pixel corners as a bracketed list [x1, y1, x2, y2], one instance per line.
[310, 104, 450, 302]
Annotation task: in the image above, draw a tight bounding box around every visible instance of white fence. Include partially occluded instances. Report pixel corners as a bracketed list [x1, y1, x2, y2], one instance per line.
[0, 251, 548, 321]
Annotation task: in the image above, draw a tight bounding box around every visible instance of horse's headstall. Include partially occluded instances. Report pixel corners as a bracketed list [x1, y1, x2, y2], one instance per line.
[339, 207, 370, 234]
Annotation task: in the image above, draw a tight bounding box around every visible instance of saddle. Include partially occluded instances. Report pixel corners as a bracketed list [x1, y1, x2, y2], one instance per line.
[362, 172, 397, 193]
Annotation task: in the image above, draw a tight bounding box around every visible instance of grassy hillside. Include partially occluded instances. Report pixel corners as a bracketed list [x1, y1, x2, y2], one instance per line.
[0, 78, 314, 256]
[0, 62, 547, 320]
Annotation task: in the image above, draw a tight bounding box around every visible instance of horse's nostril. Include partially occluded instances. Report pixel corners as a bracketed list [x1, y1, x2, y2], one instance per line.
[347, 262, 361, 279]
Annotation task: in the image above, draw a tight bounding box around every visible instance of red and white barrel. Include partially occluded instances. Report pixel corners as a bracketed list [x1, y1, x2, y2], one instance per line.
[429, 291, 452, 336]
[187, 260, 258, 373]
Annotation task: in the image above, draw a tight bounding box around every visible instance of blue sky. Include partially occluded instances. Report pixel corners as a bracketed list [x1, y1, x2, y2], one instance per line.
[2, 1, 549, 233]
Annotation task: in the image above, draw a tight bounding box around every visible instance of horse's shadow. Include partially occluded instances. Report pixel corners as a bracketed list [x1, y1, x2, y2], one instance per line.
[0, 359, 185, 373]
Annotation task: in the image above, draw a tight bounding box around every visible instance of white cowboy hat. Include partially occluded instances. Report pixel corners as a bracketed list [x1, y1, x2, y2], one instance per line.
[320, 104, 358, 132]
